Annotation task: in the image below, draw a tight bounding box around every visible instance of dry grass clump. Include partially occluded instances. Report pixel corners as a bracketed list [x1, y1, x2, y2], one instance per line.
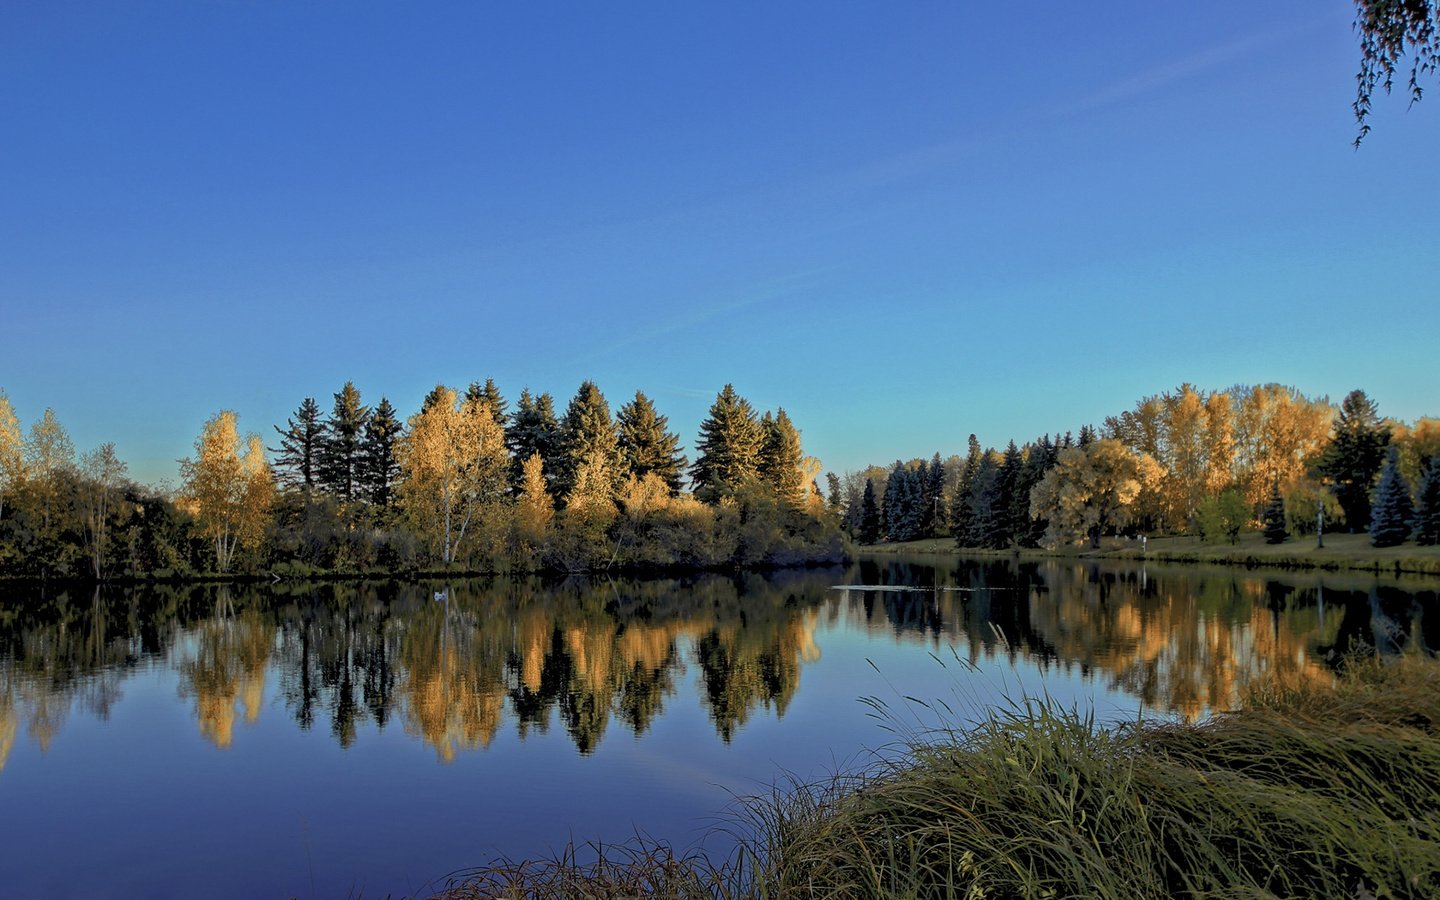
[434, 654, 1440, 899]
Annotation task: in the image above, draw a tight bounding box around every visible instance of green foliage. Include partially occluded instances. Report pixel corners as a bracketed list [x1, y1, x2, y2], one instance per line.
[557, 381, 622, 503]
[757, 408, 805, 508]
[1370, 445, 1414, 548]
[507, 388, 562, 496]
[1417, 458, 1440, 546]
[859, 479, 880, 544]
[271, 397, 323, 492]
[1195, 488, 1250, 544]
[318, 381, 370, 501]
[690, 384, 762, 503]
[617, 390, 687, 493]
[360, 396, 403, 508]
[1314, 389, 1390, 534]
[1262, 482, 1288, 544]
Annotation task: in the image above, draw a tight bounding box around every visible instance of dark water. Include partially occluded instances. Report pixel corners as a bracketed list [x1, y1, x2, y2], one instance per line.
[0, 557, 1435, 899]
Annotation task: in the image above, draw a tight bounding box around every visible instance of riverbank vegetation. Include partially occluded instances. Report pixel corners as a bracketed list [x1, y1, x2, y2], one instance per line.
[839, 384, 1439, 563]
[435, 652, 1440, 899]
[0, 382, 839, 579]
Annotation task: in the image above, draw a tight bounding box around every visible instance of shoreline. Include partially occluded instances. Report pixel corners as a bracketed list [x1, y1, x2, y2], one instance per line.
[854, 532, 1440, 577]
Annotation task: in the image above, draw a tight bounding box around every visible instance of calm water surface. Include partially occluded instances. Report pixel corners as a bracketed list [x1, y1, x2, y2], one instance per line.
[1, 557, 1435, 899]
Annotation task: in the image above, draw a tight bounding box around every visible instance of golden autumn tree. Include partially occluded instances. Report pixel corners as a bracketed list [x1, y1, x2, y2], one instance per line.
[397, 385, 508, 565]
[1029, 439, 1163, 548]
[179, 411, 275, 572]
[0, 390, 21, 522]
[513, 452, 553, 550]
[1232, 384, 1334, 508]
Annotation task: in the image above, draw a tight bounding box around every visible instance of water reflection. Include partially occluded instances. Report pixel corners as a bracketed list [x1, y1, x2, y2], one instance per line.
[1, 560, 1435, 769]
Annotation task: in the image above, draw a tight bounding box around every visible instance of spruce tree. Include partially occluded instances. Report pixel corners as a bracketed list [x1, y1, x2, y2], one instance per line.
[921, 453, 945, 537]
[617, 390, 687, 493]
[508, 389, 562, 495]
[951, 434, 982, 544]
[557, 381, 622, 502]
[965, 454, 1003, 548]
[1414, 457, 1440, 546]
[1315, 389, 1391, 532]
[318, 381, 369, 500]
[271, 397, 324, 493]
[1262, 482, 1288, 544]
[859, 479, 881, 544]
[826, 472, 843, 514]
[995, 441, 1023, 547]
[690, 384, 763, 503]
[465, 378, 508, 429]
[758, 408, 805, 508]
[1369, 445, 1413, 548]
[360, 397, 402, 508]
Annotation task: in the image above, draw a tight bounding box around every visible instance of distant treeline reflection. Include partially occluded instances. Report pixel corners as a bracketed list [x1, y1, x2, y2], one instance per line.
[1, 562, 1435, 770]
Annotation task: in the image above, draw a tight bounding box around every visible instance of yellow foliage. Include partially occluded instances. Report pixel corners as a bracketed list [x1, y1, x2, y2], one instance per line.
[179, 411, 274, 572]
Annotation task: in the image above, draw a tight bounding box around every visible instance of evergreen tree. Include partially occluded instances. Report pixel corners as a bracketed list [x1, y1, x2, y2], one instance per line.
[616, 390, 687, 493]
[1077, 424, 1097, 448]
[465, 378, 508, 429]
[1369, 445, 1414, 548]
[271, 397, 324, 493]
[964, 454, 1003, 548]
[1015, 436, 1056, 547]
[1262, 482, 1288, 544]
[882, 462, 911, 542]
[758, 408, 805, 508]
[921, 453, 945, 537]
[690, 384, 762, 502]
[1315, 389, 1391, 532]
[826, 472, 843, 514]
[557, 381, 622, 502]
[859, 479, 881, 544]
[950, 434, 982, 543]
[360, 397, 402, 508]
[994, 441, 1023, 547]
[318, 382, 370, 501]
[508, 389, 562, 495]
[1415, 457, 1440, 546]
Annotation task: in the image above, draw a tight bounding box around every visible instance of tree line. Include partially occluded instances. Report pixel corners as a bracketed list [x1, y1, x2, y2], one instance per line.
[0, 381, 839, 579]
[839, 383, 1440, 551]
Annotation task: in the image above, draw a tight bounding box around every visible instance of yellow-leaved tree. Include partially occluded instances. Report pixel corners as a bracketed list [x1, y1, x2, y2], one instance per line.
[1029, 439, 1163, 549]
[397, 386, 508, 565]
[179, 411, 275, 572]
[0, 390, 21, 522]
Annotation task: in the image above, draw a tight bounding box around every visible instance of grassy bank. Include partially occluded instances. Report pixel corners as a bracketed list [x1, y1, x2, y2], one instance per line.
[858, 532, 1440, 576]
[433, 654, 1440, 899]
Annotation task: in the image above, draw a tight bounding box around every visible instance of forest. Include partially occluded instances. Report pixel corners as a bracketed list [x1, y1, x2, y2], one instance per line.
[2, 381, 1436, 581]
[0, 381, 838, 579]
[839, 384, 1439, 552]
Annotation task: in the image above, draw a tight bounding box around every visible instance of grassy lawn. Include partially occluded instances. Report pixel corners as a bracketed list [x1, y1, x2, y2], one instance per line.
[858, 532, 1440, 576]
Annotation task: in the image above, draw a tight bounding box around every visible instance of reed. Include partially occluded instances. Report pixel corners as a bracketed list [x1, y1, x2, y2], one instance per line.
[434, 653, 1440, 899]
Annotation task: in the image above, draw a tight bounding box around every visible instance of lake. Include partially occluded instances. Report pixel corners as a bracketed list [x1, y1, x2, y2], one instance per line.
[1, 556, 1435, 899]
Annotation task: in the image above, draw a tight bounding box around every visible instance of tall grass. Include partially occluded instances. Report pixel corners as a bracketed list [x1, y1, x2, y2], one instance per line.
[433, 654, 1440, 899]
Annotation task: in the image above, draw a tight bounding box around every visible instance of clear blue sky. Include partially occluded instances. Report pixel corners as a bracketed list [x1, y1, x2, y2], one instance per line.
[3, 1, 1436, 488]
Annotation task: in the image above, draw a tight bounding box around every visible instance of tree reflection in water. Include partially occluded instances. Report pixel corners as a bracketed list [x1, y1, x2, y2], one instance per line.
[0, 562, 1435, 766]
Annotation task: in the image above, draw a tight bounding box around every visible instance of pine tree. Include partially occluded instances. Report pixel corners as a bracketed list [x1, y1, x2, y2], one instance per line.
[1415, 457, 1440, 546]
[690, 384, 762, 503]
[616, 390, 687, 493]
[950, 434, 982, 544]
[508, 389, 562, 496]
[271, 397, 324, 493]
[1077, 424, 1097, 447]
[994, 441, 1023, 547]
[318, 382, 370, 500]
[921, 453, 945, 537]
[826, 472, 843, 514]
[1315, 389, 1391, 533]
[465, 378, 508, 429]
[1262, 482, 1288, 544]
[965, 454, 1003, 548]
[758, 408, 805, 508]
[1369, 445, 1413, 547]
[557, 381, 622, 503]
[360, 397, 403, 508]
[859, 480, 881, 544]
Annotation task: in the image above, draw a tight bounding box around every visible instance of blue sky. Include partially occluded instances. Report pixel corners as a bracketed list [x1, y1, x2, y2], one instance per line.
[3, 1, 1436, 488]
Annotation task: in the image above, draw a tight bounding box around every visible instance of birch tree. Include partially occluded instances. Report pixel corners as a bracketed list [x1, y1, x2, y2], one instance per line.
[0, 390, 21, 522]
[80, 442, 127, 578]
[179, 411, 274, 572]
[397, 386, 508, 564]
